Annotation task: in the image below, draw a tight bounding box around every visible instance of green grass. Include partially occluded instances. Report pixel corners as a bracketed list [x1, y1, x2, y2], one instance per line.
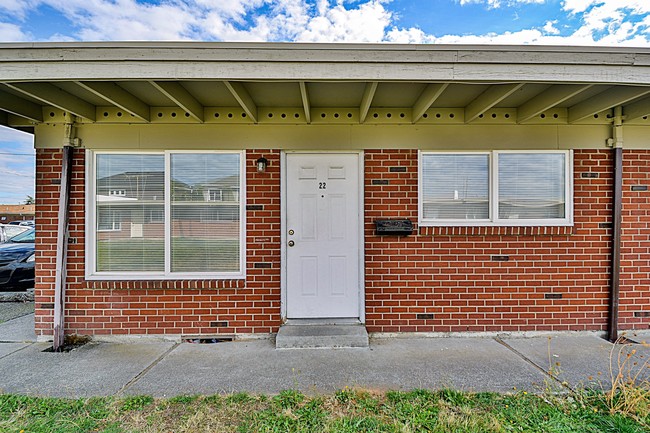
[96, 238, 239, 272]
[1, 389, 648, 433]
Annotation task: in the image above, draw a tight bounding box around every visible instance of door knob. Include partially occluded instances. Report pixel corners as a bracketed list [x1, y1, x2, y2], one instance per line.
[288, 240, 295, 247]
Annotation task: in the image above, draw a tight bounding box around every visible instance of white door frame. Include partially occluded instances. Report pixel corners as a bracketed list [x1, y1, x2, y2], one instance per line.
[280, 151, 365, 322]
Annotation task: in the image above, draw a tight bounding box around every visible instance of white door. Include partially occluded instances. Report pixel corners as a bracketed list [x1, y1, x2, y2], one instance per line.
[286, 153, 360, 318]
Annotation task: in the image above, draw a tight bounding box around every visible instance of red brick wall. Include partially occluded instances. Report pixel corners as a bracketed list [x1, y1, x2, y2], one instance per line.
[34, 149, 281, 338]
[364, 149, 624, 333]
[34, 147, 650, 338]
[619, 150, 650, 329]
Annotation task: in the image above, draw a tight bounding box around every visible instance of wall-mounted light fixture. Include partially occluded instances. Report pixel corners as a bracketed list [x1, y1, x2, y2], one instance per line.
[256, 157, 269, 173]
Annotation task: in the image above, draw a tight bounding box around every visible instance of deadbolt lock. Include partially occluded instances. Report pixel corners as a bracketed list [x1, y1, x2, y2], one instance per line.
[288, 229, 294, 235]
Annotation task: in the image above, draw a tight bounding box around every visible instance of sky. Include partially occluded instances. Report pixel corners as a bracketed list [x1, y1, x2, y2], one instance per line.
[1, 0, 649, 203]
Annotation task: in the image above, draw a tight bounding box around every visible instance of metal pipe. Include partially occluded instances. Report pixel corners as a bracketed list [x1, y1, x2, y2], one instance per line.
[607, 106, 623, 343]
[52, 113, 75, 351]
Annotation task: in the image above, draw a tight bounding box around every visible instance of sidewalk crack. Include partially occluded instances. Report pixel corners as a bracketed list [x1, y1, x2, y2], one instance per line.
[0, 342, 34, 360]
[115, 342, 179, 396]
[493, 337, 574, 392]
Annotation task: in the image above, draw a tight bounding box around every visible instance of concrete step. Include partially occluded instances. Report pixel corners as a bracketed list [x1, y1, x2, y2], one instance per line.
[276, 322, 369, 349]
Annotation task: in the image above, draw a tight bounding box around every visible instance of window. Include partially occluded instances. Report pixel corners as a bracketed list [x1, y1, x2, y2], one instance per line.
[208, 189, 223, 202]
[419, 151, 572, 226]
[88, 151, 245, 279]
[97, 209, 122, 232]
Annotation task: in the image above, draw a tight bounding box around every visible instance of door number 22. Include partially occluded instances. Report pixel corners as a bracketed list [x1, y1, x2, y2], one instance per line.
[318, 182, 327, 190]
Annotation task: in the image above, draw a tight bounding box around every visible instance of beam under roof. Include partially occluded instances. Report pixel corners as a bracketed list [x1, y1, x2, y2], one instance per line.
[569, 86, 650, 123]
[517, 84, 593, 123]
[76, 81, 150, 122]
[465, 83, 524, 123]
[224, 81, 257, 123]
[299, 81, 311, 124]
[0, 87, 43, 122]
[623, 95, 650, 122]
[412, 83, 449, 123]
[359, 82, 378, 124]
[4, 82, 96, 121]
[150, 81, 203, 122]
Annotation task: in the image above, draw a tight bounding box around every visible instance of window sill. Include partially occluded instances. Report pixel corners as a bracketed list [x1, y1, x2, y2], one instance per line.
[417, 225, 575, 237]
[83, 278, 246, 290]
[85, 272, 246, 281]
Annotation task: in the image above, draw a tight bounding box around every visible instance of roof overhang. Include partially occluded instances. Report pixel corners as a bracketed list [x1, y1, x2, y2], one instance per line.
[2, 42, 650, 133]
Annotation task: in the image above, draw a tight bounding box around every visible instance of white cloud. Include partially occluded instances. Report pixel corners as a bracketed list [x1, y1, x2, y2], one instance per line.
[0, 1, 648, 49]
[297, 0, 392, 42]
[52, 0, 199, 41]
[0, 22, 30, 41]
[0, 0, 39, 19]
[0, 127, 35, 204]
[561, 0, 650, 45]
[459, 0, 545, 8]
[543, 20, 560, 35]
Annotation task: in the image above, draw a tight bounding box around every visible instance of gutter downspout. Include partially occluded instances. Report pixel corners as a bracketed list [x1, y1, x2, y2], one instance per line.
[607, 106, 624, 343]
[52, 113, 77, 351]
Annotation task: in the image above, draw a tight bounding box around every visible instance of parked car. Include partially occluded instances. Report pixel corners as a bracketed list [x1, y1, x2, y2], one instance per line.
[0, 228, 35, 291]
[0, 224, 29, 243]
[8, 220, 35, 227]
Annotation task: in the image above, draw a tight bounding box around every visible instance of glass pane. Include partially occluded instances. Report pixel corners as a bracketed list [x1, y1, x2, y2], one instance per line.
[95, 154, 165, 272]
[421, 154, 489, 220]
[170, 153, 240, 273]
[498, 153, 566, 219]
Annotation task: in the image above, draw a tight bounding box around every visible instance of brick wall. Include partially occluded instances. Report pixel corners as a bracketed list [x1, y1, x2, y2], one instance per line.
[364, 149, 631, 334]
[34, 147, 650, 338]
[34, 149, 281, 338]
[619, 150, 650, 329]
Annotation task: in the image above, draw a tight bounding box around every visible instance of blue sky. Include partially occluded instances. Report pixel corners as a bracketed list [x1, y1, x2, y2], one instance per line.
[1, 0, 649, 203]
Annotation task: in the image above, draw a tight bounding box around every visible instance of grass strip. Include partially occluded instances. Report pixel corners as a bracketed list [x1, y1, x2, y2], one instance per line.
[0, 388, 648, 433]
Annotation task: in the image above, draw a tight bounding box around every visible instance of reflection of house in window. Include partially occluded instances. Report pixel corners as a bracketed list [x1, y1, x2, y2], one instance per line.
[202, 175, 240, 203]
[98, 209, 122, 231]
[96, 171, 172, 237]
[145, 208, 164, 223]
[208, 189, 223, 202]
[97, 171, 166, 200]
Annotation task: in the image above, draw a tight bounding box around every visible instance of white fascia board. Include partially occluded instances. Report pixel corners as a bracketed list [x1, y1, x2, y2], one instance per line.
[1, 43, 650, 85]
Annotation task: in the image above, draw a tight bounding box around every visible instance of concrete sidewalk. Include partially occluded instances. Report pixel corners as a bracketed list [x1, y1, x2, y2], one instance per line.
[1, 310, 648, 398]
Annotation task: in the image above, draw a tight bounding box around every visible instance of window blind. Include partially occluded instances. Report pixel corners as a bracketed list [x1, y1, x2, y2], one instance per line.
[95, 154, 165, 272]
[498, 153, 566, 219]
[421, 154, 489, 220]
[170, 153, 241, 273]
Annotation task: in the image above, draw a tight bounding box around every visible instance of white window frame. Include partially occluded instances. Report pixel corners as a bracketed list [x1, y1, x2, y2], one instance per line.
[97, 212, 122, 232]
[86, 150, 246, 280]
[208, 189, 223, 202]
[418, 150, 573, 227]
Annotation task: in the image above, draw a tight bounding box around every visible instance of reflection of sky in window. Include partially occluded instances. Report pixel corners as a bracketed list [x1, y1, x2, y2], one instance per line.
[96, 153, 240, 186]
[499, 154, 564, 202]
[422, 154, 488, 200]
[171, 153, 239, 187]
[97, 154, 164, 179]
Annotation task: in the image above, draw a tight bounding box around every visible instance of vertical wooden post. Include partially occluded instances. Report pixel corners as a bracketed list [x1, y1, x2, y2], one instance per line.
[53, 145, 73, 351]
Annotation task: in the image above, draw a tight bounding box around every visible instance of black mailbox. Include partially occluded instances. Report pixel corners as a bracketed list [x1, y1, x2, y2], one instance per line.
[374, 219, 413, 236]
